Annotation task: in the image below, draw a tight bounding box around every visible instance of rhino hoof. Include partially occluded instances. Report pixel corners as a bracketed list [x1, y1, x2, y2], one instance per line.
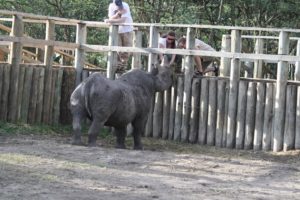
[133, 145, 143, 150]
[87, 142, 97, 147]
[115, 144, 126, 149]
[72, 140, 84, 146]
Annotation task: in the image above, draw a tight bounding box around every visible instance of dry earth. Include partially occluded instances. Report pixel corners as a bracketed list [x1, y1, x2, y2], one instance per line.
[0, 135, 300, 200]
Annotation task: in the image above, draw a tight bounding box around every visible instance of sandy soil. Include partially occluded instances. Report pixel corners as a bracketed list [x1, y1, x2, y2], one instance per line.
[0, 135, 300, 200]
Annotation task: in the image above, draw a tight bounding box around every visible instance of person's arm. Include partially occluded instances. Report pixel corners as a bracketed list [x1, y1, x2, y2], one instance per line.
[169, 54, 176, 65]
[158, 43, 165, 61]
[194, 56, 203, 73]
[105, 17, 126, 23]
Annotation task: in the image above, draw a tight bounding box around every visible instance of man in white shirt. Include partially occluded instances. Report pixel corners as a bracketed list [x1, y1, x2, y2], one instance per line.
[178, 37, 218, 76]
[105, 0, 133, 72]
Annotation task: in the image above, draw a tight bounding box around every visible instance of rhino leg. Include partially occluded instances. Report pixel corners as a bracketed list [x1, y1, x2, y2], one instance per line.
[87, 120, 104, 147]
[72, 115, 84, 146]
[132, 118, 147, 150]
[114, 126, 127, 149]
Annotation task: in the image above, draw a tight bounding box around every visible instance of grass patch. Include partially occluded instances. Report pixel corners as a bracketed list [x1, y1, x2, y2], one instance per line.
[0, 121, 72, 136]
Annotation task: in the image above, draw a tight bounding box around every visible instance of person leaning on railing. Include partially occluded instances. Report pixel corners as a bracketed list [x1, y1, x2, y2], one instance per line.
[177, 37, 219, 76]
[104, 0, 133, 73]
[158, 31, 182, 72]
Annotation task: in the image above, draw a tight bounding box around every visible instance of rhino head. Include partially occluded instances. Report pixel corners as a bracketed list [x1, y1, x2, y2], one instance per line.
[151, 55, 173, 92]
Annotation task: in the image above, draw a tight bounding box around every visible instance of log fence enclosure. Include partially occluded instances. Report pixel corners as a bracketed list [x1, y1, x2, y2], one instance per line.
[0, 10, 300, 152]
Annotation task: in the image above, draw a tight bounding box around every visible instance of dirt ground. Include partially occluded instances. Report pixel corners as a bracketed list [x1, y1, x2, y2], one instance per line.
[0, 135, 300, 200]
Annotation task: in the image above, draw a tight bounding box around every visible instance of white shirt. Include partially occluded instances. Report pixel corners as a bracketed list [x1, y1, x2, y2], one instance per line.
[195, 39, 215, 51]
[108, 2, 133, 33]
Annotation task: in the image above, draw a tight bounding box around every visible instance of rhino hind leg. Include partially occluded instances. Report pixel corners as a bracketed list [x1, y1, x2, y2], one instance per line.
[132, 118, 147, 150]
[72, 114, 84, 146]
[114, 126, 127, 149]
[87, 120, 104, 147]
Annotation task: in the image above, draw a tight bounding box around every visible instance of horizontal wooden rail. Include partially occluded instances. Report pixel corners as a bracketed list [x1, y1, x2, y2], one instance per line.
[83, 44, 300, 62]
[1, 35, 299, 63]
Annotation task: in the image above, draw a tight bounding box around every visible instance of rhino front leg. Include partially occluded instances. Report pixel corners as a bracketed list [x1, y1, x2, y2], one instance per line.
[114, 126, 127, 149]
[87, 120, 104, 147]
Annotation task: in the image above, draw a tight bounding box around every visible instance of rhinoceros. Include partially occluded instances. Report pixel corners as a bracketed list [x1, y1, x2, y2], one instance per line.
[70, 62, 173, 150]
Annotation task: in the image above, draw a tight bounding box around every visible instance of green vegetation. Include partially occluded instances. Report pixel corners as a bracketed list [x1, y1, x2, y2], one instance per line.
[0, 121, 72, 136]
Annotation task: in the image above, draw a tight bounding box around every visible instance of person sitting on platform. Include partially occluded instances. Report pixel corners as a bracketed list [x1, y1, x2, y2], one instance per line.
[177, 37, 218, 76]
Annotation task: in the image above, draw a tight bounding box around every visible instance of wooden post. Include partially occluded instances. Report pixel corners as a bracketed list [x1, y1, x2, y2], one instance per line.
[283, 85, 296, 151]
[215, 79, 226, 147]
[207, 78, 217, 146]
[253, 82, 266, 150]
[43, 20, 55, 123]
[153, 92, 163, 138]
[162, 88, 171, 139]
[107, 25, 118, 80]
[189, 78, 201, 143]
[273, 31, 289, 152]
[235, 80, 248, 149]
[0, 64, 10, 121]
[244, 82, 257, 150]
[226, 30, 241, 148]
[168, 77, 178, 140]
[145, 25, 159, 137]
[198, 78, 209, 145]
[262, 83, 274, 151]
[147, 25, 159, 71]
[75, 23, 87, 86]
[173, 76, 184, 141]
[181, 27, 195, 142]
[220, 34, 231, 77]
[131, 30, 142, 69]
[8, 15, 23, 122]
[295, 40, 300, 149]
[254, 38, 264, 78]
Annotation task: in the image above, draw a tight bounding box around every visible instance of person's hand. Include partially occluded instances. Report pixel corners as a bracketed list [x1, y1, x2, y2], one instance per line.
[104, 19, 110, 23]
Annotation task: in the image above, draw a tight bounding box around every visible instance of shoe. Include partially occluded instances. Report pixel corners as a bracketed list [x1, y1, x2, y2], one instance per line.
[194, 70, 203, 76]
[213, 65, 219, 76]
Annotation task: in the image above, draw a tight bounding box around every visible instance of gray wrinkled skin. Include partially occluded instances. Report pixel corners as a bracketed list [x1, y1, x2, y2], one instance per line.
[70, 64, 172, 150]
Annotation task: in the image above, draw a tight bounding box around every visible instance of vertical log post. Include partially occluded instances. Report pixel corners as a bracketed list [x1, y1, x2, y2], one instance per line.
[244, 82, 257, 150]
[181, 27, 195, 142]
[283, 85, 296, 151]
[226, 30, 241, 148]
[8, 15, 23, 122]
[235, 80, 248, 149]
[153, 25, 163, 139]
[189, 78, 201, 143]
[254, 38, 264, 78]
[207, 78, 217, 146]
[215, 79, 226, 147]
[262, 83, 274, 151]
[131, 30, 142, 69]
[253, 82, 266, 150]
[43, 20, 55, 123]
[107, 25, 119, 80]
[273, 31, 289, 152]
[295, 40, 300, 149]
[147, 25, 159, 71]
[75, 23, 87, 86]
[145, 25, 159, 137]
[220, 34, 231, 77]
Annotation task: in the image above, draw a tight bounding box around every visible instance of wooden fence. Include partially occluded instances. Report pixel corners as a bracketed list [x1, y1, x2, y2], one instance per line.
[0, 10, 300, 152]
